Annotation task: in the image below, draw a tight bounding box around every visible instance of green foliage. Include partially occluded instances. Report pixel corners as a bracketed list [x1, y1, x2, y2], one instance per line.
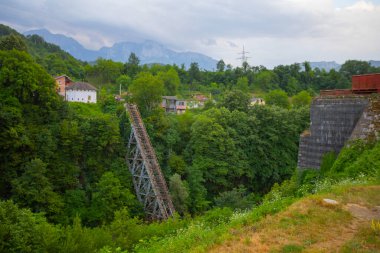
[86, 58, 123, 85]
[265, 89, 290, 108]
[0, 50, 60, 113]
[0, 200, 62, 252]
[128, 72, 164, 116]
[320, 151, 336, 175]
[25, 34, 85, 79]
[124, 52, 140, 78]
[280, 244, 304, 253]
[11, 159, 64, 219]
[202, 207, 233, 226]
[291, 90, 312, 108]
[216, 59, 225, 72]
[330, 140, 380, 178]
[60, 216, 113, 253]
[340, 60, 372, 79]
[158, 68, 180, 95]
[214, 187, 259, 210]
[253, 70, 279, 91]
[219, 89, 250, 112]
[0, 24, 19, 36]
[188, 62, 201, 85]
[0, 34, 27, 51]
[116, 74, 132, 91]
[168, 154, 186, 176]
[235, 76, 249, 93]
[169, 174, 189, 215]
[4, 23, 380, 253]
[88, 172, 138, 225]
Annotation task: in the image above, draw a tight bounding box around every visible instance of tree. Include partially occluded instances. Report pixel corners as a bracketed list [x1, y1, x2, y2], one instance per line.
[124, 53, 140, 78]
[128, 72, 164, 116]
[0, 34, 27, 51]
[169, 173, 189, 215]
[340, 60, 371, 79]
[265, 89, 290, 108]
[0, 50, 60, 111]
[214, 187, 258, 210]
[11, 159, 63, 219]
[242, 61, 249, 72]
[253, 70, 279, 91]
[216, 59, 225, 72]
[235, 76, 249, 93]
[158, 68, 180, 95]
[292, 90, 312, 108]
[188, 62, 201, 86]
[0, 200, 60, 252]
[89, 172, 137, 225]
[116, 74, 132, 91]
[189, 111, 241, 196]
[285, 77, 299, 95]
[220, 90, 250, 112]
[86, 58, 123, 84]
[168, 154, 186, 176]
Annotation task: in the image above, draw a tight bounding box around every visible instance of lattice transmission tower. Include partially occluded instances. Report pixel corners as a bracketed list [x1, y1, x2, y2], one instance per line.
[237, 45, 251, 65]
[125, 103, 175, 220]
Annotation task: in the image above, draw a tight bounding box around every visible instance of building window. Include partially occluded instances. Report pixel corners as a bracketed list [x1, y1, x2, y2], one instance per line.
[88, 95, 91, 101]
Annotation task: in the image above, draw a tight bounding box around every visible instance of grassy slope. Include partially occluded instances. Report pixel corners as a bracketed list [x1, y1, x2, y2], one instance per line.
[209, 185, 380, 253]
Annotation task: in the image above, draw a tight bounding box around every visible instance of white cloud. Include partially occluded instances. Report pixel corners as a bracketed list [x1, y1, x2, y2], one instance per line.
[0, 0, 379, 67]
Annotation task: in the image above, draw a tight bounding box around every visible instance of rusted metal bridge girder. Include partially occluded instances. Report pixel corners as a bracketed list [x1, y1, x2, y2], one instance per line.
[125, 103, 175, 220]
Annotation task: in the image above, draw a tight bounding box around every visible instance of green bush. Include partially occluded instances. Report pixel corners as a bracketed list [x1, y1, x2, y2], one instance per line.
[329, 140, 380, 179]
[320, 151, 336, 175]
[201, 207, 233, 226]
[0, 200, 60, 252]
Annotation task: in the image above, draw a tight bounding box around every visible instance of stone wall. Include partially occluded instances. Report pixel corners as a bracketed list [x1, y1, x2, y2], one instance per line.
[349, 95, 380, 141]
[297, 96, 369, 169]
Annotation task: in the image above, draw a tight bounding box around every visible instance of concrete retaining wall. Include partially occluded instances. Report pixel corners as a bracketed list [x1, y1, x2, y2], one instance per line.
[297, 96, 369, 169]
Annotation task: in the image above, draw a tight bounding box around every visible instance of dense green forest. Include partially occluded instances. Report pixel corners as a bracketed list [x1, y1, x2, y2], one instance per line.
[0, 23, 380, 252]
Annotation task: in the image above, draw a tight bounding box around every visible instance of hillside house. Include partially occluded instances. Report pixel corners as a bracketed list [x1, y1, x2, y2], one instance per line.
[66, 82, 97, 103]
[187, 94, 209, 109]
[250, 97, 265, 106]
[55, 75, 73, 97]
[161, 96, 187, 114]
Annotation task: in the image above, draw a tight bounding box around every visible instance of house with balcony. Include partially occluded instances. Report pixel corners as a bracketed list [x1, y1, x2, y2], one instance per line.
[161, 96, 187, 114]
[250, 96, 265, 106]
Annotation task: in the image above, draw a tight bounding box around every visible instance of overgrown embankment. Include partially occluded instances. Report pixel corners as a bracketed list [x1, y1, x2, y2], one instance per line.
[210, 185, 380, 252]
[133, 139, 380, 253]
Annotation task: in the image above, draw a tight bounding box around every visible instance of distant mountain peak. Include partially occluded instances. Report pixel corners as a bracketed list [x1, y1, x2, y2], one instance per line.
[23, 29, 217, 70]
[309, 61, 341, 71]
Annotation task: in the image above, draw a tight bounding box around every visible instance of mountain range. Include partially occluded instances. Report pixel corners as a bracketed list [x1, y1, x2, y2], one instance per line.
[23, 29, 218, 70]
[21, 29, 380, 72]
[309, 60, 380, 71]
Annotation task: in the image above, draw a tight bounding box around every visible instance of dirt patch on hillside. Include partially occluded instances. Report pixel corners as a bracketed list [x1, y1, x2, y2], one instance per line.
[344, 203, 380, 220]
[209, 186, 380, 253]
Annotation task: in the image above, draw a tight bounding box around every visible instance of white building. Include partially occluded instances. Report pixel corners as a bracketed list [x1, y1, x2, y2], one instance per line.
[65, 82, 97, 103]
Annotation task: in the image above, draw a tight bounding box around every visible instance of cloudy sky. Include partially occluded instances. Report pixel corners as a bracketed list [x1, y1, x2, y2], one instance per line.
[0, 0, 379, 68]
